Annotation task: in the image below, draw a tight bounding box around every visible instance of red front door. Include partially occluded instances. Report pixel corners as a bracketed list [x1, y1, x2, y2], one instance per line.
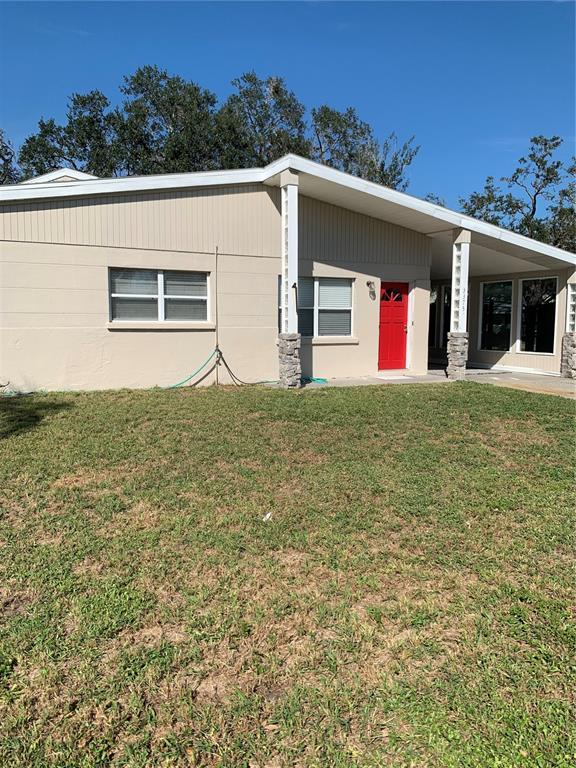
[378, 282, 409, 369]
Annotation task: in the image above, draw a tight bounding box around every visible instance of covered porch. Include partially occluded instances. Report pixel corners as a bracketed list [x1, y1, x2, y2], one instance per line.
[427, 227, 576, 379]
[265, 155, 576, 387]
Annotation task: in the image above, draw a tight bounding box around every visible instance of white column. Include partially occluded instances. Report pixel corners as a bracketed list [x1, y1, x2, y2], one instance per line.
[280, 182, 299, 334]
[566, 280, 576, 333]
[450, 229, 471, 332]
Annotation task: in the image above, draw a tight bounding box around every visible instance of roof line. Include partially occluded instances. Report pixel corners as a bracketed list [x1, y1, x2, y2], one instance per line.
[21, 168, 98, 184]
[1, 153, 574, 265]
[274, 155, 576, 265]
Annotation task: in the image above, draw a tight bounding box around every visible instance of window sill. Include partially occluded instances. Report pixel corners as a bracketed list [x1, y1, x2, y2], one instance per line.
[515, 350, 555, 357]
[107, 322, 216, 331]
[301, 336, 359, 346]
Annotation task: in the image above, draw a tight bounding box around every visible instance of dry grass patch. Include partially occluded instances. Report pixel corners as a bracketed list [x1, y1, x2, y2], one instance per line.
[0, 384, 573, 768]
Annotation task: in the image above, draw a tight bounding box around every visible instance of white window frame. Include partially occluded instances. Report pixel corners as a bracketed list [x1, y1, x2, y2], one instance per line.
[477, 279, 514, 352]
[280, 276, 354, 338]
[300, 277, 354, 338]
[109, 268, 210, 324]
[515, 276, 558, 356]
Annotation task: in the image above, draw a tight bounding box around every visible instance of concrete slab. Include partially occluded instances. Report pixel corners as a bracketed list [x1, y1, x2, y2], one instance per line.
[465, 371, 576, 399]
[301, 372, 449, 389]
[299, 368, 575, 399]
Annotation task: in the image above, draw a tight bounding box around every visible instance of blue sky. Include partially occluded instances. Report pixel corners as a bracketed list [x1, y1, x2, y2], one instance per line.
[0, 1, 574, 207]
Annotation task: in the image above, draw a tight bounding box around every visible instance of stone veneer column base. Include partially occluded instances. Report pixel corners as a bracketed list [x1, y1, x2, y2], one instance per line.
[446, 332, 469, 381]
[561, 332, 576, 378]
[278, 333, 302, 388]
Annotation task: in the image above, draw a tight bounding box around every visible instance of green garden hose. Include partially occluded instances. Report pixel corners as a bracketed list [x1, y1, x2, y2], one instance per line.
[167, 348, 218, 388]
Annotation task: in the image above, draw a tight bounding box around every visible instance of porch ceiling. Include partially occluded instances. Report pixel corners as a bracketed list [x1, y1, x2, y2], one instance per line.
[429, 230, 565, 279]
[293, 165, 575, 279]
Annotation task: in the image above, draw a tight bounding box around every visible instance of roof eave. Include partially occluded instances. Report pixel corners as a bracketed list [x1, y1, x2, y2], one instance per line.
[1, 153, 574, 267]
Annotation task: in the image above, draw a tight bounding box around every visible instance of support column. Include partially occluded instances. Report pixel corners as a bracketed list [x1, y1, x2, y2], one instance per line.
[446, 229, 471, 381]
[278, 171, 301, 388]
[561, 281, 576, 378]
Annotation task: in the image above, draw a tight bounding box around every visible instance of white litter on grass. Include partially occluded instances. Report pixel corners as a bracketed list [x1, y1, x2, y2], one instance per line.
[262, 511, 273, 522]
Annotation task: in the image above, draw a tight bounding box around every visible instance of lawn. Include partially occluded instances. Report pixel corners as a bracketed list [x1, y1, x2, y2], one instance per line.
[0, 383, 574, 768]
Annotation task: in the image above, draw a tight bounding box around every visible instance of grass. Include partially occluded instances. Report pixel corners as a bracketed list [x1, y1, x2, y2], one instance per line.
[0, 382, 574, 768]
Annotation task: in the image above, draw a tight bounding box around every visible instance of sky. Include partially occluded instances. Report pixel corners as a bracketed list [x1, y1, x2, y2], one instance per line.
[0, 0, 574, 207]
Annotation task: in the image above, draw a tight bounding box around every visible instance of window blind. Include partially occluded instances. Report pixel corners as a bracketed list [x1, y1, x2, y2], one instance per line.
[109, 268, 208, 322]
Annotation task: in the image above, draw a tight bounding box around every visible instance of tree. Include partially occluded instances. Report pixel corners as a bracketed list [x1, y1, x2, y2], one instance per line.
[0, 129, 20, 184]
[310, 106, 418, 190]
[424, 192, 446, 207]
[217, 72, 310, 167]
[11, 67, 418, 190]
[364, 132, 419, 191]
[310, 105, 375, 175]
[19, 91, 119, 178]
[460, 136, 575, 251]
[116, 66, 218, 175]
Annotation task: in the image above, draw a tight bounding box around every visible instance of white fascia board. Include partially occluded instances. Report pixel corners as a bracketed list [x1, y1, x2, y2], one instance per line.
[267, 155, 576, 267]
[1, 167, 266, 201]
[2, 152, 574, 267]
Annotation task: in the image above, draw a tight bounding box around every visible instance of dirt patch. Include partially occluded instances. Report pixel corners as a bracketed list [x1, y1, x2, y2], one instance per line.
[64, 614, 79, 636]
[194, 673, 235, 702]
[0, 494, 37, 529]
[100, 620, 189, 667]
[99, 499, 165, 538]
[131, 624, 188, 646]
[0, 586, 36, 618]
[273, 549, 310, 570]
[137, 578, 189, 608]
[52, 467, 113, 490]
[35, 532, 64, 546]
[72, 557, 105, 577]
[52, 460, 170, 496]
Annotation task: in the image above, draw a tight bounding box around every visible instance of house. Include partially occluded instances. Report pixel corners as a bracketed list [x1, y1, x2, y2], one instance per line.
[1, 155, 575, 391]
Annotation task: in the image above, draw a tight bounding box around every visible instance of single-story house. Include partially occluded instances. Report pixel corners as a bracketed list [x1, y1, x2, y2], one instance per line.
[1, 155, 575, 390]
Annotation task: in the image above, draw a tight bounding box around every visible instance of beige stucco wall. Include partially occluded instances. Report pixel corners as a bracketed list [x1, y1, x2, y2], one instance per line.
[0, 241, 282, 390]
[0, 185, 282, 390]
[0, 186, 432, 391]
[467, 269, 570, 375]
[299, 196, 432, 378]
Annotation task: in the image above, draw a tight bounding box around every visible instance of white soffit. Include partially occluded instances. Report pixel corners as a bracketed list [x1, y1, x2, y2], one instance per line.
[431, 238, 548, 279]
[1, 153, 574, 268]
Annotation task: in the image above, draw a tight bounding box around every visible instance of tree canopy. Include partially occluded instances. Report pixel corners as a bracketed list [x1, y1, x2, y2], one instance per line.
[6, 66, 418, 191]
[0, 129, 20, 184]
[460, 136, 575, 252]
[2, 69, 573, 251]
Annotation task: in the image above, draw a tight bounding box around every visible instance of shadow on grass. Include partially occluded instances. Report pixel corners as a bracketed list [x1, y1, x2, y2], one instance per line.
[0, 395, 73, 439]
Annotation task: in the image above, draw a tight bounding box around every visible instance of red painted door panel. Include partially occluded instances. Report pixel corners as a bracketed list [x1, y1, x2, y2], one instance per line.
[378, 282, 409, 369]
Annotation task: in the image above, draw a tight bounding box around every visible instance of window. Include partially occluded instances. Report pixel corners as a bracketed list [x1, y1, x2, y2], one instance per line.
[519, 277, 557, 353]
[298, 278, 315, 337]
[109, 268, 208, 322]
[567, 283, 576, 333]
[317, 278, 352, 335]
[428, 288, 438, 347]
[480, 281, 512, 351]
[277, 277, 354, 336]
[441, 285, 451, 347]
